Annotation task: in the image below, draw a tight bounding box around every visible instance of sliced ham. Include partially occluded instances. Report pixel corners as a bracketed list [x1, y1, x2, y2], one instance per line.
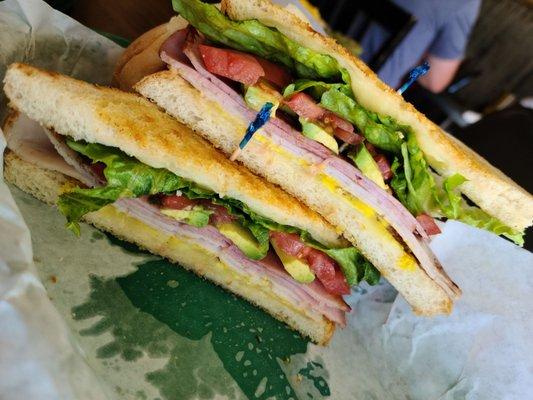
[159, 27, 190, 63]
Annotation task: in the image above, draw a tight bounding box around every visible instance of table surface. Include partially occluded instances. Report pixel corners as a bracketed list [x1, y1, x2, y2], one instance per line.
[70, 0, 174, 41]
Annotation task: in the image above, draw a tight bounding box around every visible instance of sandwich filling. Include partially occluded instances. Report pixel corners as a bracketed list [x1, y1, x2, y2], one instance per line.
[166, 0, 523, 245]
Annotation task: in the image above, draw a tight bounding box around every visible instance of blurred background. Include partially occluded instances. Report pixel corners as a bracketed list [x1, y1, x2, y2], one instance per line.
[49, 0, 532, 246]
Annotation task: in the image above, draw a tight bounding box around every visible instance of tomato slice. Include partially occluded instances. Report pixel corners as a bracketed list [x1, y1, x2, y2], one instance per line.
[306, 249, 350, 295]
[160, 195, 198, 210]
[269, 232, 350, 295]
[284, 92, 326, 120]
[269, 231, 308, 257]
[322, 111, 354, 132]
[416, 214, 441, 236]
[374, 154, 393, 180]
[198, 44, 291, 88]
[333, 127, 364, 145]
[199, 200, 236, 225]
[255, 58, 292, 88]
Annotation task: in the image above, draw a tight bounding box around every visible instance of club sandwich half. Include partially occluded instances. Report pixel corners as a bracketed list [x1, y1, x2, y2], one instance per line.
[2, 62, 446, 344]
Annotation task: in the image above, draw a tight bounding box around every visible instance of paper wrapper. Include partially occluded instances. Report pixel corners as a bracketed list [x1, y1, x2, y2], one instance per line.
[1, 1, 532, 399]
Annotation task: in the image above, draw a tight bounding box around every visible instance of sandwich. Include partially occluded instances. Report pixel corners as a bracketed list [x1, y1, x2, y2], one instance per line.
[4, 63, 409, 345]
[113, 0, 533, 312]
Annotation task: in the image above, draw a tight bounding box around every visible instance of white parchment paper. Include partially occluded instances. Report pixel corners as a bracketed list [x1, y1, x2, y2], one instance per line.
[0, 0, 122, 398]
[1, 1, 532, 399]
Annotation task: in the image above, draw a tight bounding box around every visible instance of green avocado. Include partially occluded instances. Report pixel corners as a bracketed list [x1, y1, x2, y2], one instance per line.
[349, 144, 387, 189]
[300, 119, 339, 154]
[270, 241, 315, 284]
[218, 222, 266, 260]
[244, 84, 281, 112]
[161, 207, 212, 227]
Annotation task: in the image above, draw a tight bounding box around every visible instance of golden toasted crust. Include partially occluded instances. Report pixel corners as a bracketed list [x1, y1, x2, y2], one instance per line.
[221, 0, 533, 232]
[113, 16, 189, 91]
[3, 150, 335, 344]
[3, 62, 345, 248]
[135, 70, 457, 316]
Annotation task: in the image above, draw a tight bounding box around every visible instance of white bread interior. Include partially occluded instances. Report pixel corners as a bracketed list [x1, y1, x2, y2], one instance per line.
[221, 0, 533, 232]
[3, 150, 335, 344]
[135, 70, 457, 316]
[3, 63, 345, 249]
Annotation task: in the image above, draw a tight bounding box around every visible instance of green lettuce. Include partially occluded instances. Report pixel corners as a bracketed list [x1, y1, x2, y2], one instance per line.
[325, 247, 380, 286]
[320, 88, 404, 153]
[390, 139, 524, 245]
[172, 0, 344, 81]
[59, 140, 379, 283]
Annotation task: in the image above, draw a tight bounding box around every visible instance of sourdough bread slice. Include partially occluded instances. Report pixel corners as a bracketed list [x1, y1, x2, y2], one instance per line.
[3, 62, 344, 248]
[4, 151, 335, 344]
[135, 70, 458, 316]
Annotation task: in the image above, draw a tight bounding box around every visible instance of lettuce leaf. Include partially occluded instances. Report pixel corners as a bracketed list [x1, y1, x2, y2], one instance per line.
[283, 79, 352, 99]
[390, 135, 437, 215]
[324, 247, 380, 286]
[320, 88, 404, 153]
[390, 138, 524, 245]
[172, 0, 344, 81]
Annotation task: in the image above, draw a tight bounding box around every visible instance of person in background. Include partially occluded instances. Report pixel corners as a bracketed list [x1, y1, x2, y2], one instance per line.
[360, 0, 481, 93]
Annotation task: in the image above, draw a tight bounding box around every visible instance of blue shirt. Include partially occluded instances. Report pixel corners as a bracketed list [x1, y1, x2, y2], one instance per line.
[360, 0, 481, 89]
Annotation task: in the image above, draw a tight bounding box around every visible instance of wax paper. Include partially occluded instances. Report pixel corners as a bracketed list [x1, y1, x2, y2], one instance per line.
[1, 1, 532, 399]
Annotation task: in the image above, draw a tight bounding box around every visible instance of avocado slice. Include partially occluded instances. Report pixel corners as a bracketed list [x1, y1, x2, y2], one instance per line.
[349, 144, 387, 189]
[218, 222, 267, 260]
[300, 118, 339, 154]
[161, 206, 212, 227]
[271, 241, 315, 284]
[244, 83, 282, 112]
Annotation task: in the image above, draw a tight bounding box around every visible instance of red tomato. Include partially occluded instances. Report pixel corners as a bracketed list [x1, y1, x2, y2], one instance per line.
[199, 44, 264, 86]
[306, 249, 351, 295]
[322, 111, 354, 132]
[374, 154, 393, 180]
[255, 58, 292, 88]
[416, 214, 441, 236]
[284, 92, 326, 120]
[269, 232, 350, 295]
[199, 201, 235, 225]
[333, 127, 364, 145]
[160, 195, 197, 210]
[198, 45, 291, 88]
[269, 231, 308, 257]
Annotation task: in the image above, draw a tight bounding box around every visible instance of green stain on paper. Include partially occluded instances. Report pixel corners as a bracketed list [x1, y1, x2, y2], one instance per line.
[72, 247, 331, 399]
[298, 361, 331, 397]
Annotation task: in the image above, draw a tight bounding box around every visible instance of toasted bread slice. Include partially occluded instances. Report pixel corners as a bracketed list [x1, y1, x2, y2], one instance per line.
[222, 0, 533, 232]
[3, 62, 344, 248]
[3, 150, 335, 344]
[135, 69, 458, 316]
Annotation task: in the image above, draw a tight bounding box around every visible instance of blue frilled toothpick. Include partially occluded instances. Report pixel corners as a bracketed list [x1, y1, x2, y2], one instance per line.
[230, 102, 274, 161]
[397, 62, 430, 95]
